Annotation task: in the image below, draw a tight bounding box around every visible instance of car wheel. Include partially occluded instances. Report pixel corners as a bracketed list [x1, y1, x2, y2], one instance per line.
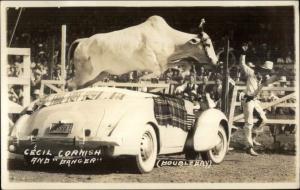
[201, 126, 228, 164]
[134, 125, 157, 173]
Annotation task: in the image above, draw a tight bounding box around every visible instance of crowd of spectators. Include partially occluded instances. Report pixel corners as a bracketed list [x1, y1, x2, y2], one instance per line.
[8, 29, 62, 104]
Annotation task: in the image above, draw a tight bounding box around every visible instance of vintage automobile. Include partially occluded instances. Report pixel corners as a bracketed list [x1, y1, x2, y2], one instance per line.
[8, 87, 231, 173]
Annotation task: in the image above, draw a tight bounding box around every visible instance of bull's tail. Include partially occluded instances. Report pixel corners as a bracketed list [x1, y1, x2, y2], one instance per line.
[66, 38, 86, 79]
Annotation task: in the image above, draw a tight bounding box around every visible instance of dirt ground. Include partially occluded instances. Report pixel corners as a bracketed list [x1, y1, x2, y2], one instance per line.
[6, 127, 298, 183]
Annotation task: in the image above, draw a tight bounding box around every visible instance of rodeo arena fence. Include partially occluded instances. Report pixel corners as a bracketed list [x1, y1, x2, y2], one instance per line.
[7, 47, 31, 114]
[7, 25, 296, 145]
[228, 85, 296, 126]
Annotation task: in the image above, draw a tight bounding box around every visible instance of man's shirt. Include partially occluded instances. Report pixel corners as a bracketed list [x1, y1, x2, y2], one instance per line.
[240, 55, 260, 96]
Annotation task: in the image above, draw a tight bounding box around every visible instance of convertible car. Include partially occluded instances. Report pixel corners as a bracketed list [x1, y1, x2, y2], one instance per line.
[8, 87, 231, 173]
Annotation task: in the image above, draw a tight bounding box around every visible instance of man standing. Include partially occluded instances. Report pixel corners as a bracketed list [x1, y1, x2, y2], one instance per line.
[239, 43, 276, 156]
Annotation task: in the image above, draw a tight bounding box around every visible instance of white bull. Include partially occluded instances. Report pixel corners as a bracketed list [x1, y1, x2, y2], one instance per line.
[67, 15, 218, 89]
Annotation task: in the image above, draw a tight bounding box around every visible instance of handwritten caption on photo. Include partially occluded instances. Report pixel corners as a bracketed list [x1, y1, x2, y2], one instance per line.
[24, 146, 212, 168]
[24, 146, 102, 167]
[155, 159, 212, 168]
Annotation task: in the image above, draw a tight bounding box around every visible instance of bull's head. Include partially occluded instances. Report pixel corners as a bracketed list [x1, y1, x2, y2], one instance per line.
[169, 18, 218, 67]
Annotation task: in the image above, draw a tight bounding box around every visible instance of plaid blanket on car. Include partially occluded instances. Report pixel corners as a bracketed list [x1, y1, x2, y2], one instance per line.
[153, 97, 192, 131]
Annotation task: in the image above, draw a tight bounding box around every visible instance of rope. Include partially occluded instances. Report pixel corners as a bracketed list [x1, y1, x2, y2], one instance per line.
[9, 8, 23, 47]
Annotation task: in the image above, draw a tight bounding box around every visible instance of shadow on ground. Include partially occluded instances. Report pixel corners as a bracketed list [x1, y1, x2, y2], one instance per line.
[230, 125, 296, 155]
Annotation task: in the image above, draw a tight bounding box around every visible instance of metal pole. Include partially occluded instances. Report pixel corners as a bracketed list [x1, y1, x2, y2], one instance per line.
[8, 8, 23, 47]
[50, 35, 55, 79]
[61, 25, 66, 83]
[221, 37, 230, 115]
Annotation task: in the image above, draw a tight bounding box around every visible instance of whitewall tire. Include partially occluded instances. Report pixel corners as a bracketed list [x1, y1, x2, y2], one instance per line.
[135, 124, 157, 173]
[201, 126, 228, 164]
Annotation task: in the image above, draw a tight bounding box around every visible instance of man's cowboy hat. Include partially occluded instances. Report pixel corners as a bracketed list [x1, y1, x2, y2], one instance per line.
[279, 76, 287, 82]
[260, 61, 273, 70]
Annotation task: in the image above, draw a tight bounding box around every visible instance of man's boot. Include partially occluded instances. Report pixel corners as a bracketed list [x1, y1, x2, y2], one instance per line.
[248, 147, 259, 156]
[253, 134, 262, 146]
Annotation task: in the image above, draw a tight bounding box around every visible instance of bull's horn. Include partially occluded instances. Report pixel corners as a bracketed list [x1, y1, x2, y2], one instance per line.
[198, 18, 206, 29]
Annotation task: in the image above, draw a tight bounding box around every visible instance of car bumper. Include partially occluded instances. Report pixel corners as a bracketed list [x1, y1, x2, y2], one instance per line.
[8, 136, 121, 156]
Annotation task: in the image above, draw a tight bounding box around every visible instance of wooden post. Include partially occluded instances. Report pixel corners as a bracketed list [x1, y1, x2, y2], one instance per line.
[23, 51, 31, 106]
[228, 85, 238, 126]
[221, 37, 230, 115]
[61, 25, 66, 83]
[6, 48, 31, 111]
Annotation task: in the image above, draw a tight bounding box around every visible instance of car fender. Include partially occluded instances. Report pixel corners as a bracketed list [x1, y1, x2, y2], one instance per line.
[108, 106, 157, 156]
[10, 114, 31, 137]
[193, 108, 228, 151]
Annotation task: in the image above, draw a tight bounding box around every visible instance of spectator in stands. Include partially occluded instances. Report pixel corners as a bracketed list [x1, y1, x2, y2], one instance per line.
[9, 86, 23, 105]
[185, 75, 198, 95]
[9, 86, 19, 104]
[276, 56, 285, 64]
[163, 76, 177, 94]
[215, 64, 224, 79]
[207, 71, 213, 80]
[164, 68, 173, 80]
[14, 55, 24, 77]
[128, 72, 134, 83]
[174, 75, 199, 101]
[31, 69, 43, 94]
[197, 93, 216, 112]
[31, 89, 41, 102]
[190, 90, 201, 110]
[210, 77, 223, 109]
[277, 76, 288, 96]
[285, 50, 293, 64]
[16, 86, 24, 105]
[7, 64, 18, 77]
[259, 75, 273, 99]
[198, 76, 208, 97]
[198, 66, 207, 80]
[272, 46, 285, 65]
[103, 77, 110, 83]
[137, 77, 148, 93]
[171, 69, 183, 83]
[55, 68, 62, 81]
[174, 81, 185, 97]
